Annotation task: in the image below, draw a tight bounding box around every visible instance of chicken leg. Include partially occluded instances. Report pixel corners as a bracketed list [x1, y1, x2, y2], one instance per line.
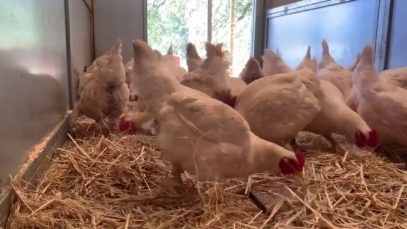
[164, 163, 185, 193]
[325, 135, 344, 153]
[171, 163, 183, 184]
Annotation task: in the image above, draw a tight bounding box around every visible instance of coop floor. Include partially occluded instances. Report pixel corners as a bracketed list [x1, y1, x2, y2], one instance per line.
[6, 117, 407, 228]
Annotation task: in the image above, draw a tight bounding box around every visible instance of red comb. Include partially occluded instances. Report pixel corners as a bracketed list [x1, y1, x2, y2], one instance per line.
[279, 150, 305, 175]
[355, 130, 378, 148]
[367, 130, 378, 147]
[119, 115, 136, 134]
[119, 115, 130, 131]
[355, 130, 366, 148]
[295, 150, 305, 170]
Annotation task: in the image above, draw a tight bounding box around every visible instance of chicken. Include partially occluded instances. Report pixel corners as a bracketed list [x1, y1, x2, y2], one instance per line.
[289, 45, 377, 149]
[317, 40, 353, 100]
[181, 43, 232, 104]
[352, 45, 407, 147]
[120, 46, 187, 135]
[75, 39, 129, 134]
[124, 58, 138, 101]
[235, 49, 321, 149]
[119, 111, 157, 135]
[347, 53, 361, 72]
[239, 57, 265, 84]
[156, 47, 188, 81]
[124, 58, 133, 86]
[304, 79, 378, 149]
[186, 43, 204, 72]
[295, 47, 323, 100]
[380, 67, 407, 89]
[347, 65, 407, 111]
[131, 39, 304, 182]
[346, 87, 359, 111]
[296, 47, 317, 73]
[228, 77, 247, 101]
[260, 47, 323, 101]
[182, 43, 246, 107]
[345, 54, 361, 110]
[262, 49, 292, 76]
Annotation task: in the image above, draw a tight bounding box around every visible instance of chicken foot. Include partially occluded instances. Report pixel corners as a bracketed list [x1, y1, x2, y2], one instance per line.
[171, 163, 183, 184]
[164, 163, 185, 193]
[325, 135, 344, 153]
[287, 138, 307, 153]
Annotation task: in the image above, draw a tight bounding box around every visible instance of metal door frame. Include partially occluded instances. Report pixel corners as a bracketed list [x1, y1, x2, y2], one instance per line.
[64, 0, 94, 109]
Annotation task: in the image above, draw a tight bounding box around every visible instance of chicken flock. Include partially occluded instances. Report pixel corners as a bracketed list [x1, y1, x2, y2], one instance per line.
[74, 38, 407, 187]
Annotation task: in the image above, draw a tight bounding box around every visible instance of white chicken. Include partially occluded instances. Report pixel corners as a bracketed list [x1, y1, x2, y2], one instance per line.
[352, 45, 407, 147]
[181, 43, 234, 105]
[317, 40, 353, 101]
[304, 79, 378, 149]
[295, 47, 323, 100]
[186, 43, 204, 72]
[119, 47, 187, 136]
[294, 45, 378, 149]
[262, 49, 292, 76]
[118, 111, 157, 135]
[235, 48, 321, 149]
[228, 77, 247, 101]
[347, 65, 407, 111]
[380, 67, 407, 89]
[155, 46, 188, 81]
[124, 58, 138, 101]
[124, 58, 133, 86]
[239, 57, 265, 84]
[75, 39, 129, 134]
[182, 43, 247, 107]
[347, 53, 361, 72]
[244, 46, 376, 150]
[131, 39, 305, 182]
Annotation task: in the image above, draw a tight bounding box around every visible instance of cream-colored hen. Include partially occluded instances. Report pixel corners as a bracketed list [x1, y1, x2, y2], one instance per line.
[353, 45, 407, 147]
[304, 79, 377, 149]
[235, 49, 321, 148]
[239, 57, 265, 84]
[124, 58, 138, 101]
[183, 43, 247, 106]
[124, 58, 133, 86]
[347, 64, 407, 111]
[317, 40, 353, 101]
[181, 44, 229, 97]
[186, 43, 204, 72]
[381, 67, 407, 89]
[262, 49, 292, 76]
[297, 44, 378, 149]
[181, 43, 235, 105]
[131, 40, 304, 182]
[295, 47, 322, 100]
[156, 47, 188, 81]
[75, 39, 129, 133]
[261, 47, 322, 100]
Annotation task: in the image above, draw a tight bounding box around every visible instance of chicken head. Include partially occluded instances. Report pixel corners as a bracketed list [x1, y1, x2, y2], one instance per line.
[279, 150, 305, 175]
[240, 57, 264, 84]
[355, 130, 378, 148]
[186, 42, 204, 72]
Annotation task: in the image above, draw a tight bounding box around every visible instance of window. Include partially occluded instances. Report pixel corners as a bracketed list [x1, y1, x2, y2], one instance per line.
[147, 0, 254, 77]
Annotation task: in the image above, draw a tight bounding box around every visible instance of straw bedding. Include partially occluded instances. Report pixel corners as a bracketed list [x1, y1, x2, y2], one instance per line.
[6, 117, 407, 228]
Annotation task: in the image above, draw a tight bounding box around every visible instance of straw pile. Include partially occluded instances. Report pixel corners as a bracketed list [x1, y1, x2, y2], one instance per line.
[6, 117, 407, 228]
